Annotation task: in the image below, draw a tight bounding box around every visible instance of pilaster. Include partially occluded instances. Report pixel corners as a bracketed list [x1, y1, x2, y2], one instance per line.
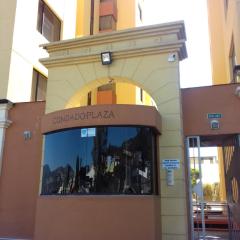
[0, 99, 13, 175]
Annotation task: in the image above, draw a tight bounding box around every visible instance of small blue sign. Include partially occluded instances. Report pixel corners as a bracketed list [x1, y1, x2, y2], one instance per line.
[207, 113, 222, 119]
[162, 159, 180, 170]
[81, 128, 88, 137]
[81, 128, 96, 137]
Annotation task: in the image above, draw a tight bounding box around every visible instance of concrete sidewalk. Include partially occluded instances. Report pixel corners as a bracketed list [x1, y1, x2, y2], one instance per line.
[194, 231, 229, 240]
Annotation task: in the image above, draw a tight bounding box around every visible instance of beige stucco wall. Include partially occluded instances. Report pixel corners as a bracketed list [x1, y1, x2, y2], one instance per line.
[40, 22, 189, 240]
[0, 0, 17, 100]
[1, 0, 77, 102]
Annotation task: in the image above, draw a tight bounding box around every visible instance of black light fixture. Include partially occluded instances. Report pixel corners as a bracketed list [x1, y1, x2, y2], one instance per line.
[101, 52, 112, 65]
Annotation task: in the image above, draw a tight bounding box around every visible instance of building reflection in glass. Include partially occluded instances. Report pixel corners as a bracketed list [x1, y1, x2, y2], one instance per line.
[41, 126, 158, 195]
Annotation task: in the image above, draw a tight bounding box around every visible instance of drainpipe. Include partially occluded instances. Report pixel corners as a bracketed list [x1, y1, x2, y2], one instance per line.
[0, 100, 13, 175]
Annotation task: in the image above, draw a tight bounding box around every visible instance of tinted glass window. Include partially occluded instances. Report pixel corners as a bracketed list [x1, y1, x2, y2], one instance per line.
[41, 126, 158, 195]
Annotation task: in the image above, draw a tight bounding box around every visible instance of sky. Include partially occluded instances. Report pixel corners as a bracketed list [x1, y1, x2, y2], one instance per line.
[144, 0, 212, 88]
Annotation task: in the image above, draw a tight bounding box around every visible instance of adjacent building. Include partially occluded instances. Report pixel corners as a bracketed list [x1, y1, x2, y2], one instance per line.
[0, 0, 77, 102]
[207, 0, 240, 84]
[207, 0, 240, 197]
[207, 0, 240, 237]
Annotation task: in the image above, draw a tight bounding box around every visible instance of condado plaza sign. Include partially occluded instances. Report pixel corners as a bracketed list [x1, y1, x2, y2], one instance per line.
[52, 110, 115, 124]
[41, 105, 162, 134]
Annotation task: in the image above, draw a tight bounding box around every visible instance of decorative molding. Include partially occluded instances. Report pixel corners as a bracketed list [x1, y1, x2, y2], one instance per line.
[41, 21, 186, 51]
[0, 120, 12, 129]
[0, 101, 13, 175]
[40, 21, 187, 68]
[41, 41, 186, 68]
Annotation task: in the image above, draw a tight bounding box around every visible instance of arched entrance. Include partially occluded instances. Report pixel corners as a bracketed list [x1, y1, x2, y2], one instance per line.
[64, 77, 157, 108]
[35, 22, 188, 240]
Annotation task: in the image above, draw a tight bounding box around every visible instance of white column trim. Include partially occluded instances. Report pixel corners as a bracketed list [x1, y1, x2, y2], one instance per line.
[0, 101, 13, 175]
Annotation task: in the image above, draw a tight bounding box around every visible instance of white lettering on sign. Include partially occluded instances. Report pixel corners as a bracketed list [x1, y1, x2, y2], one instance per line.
[162, 159, 180, 170]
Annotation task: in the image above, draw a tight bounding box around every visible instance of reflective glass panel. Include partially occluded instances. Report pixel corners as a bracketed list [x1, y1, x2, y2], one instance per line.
[41, 126, 157, 195]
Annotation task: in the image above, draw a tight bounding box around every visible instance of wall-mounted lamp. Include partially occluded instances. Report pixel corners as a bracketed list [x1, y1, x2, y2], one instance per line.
[23, 131, 32, 140]
[101, 52, 112, 65]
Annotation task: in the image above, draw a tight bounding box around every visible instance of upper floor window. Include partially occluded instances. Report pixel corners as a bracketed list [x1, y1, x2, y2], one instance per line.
[32, 69, 47, 101]
[37, 0, 61, 42]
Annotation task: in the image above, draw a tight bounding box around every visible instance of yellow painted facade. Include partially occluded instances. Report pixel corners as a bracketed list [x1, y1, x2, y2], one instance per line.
[76, 0, 100, 36]
[207, 0, 240, 84]
[76, 0, 143, 37]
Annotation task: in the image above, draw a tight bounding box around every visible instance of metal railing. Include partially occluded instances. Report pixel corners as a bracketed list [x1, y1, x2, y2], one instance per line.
[193, 202, 229, 240]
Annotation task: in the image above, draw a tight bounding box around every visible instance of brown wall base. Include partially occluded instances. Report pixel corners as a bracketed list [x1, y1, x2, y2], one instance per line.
[34, 196, 160, 240]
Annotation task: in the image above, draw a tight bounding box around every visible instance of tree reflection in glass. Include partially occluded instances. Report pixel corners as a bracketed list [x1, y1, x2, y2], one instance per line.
[41, 126, 157, 195]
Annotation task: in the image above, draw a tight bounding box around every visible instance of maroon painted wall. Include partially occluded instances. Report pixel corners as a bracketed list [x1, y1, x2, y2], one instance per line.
[34, 196, 160, 240]
[0, 101, 45, 239]
[182, 83, 240, 136]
